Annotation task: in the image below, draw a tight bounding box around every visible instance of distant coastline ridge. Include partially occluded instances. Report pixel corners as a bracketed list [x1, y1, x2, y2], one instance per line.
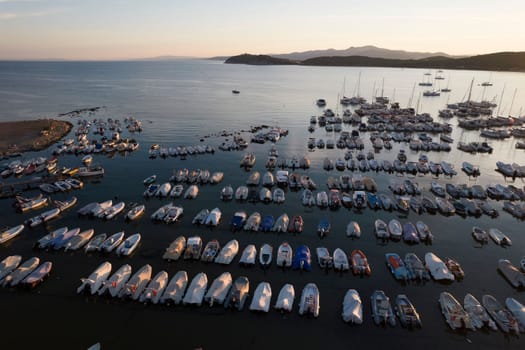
[225, 51, 525, 72]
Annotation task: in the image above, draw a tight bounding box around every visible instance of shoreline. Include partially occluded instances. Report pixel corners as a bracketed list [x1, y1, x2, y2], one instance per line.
[0, 119, 72, 156]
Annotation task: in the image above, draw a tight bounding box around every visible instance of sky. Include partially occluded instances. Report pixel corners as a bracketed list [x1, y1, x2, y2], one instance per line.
[1, 0, 524, 60]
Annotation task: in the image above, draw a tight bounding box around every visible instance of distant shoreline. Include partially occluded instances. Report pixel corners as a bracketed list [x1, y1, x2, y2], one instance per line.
[0, 119, 72, 156]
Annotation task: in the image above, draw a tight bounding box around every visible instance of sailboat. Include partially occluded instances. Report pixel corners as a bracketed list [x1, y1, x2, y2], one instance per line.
[418, 73, 432, 87]
[481, 73, 493, 86]
[375, 78, 389, 104]
[441, 75, 451, 92]
[340, 78, 351, 106]
[349, 72, 366, 105]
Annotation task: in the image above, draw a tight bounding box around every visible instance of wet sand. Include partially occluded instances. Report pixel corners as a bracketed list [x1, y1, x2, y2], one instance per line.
[0, 119, 72, 155]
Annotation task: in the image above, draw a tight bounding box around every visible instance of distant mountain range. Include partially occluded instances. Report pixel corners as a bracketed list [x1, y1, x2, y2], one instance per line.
[225, 51, 525, 72]
[270, 45, 457, 61]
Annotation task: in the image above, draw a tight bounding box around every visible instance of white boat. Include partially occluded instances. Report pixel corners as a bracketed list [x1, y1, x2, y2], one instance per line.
[77, 261, 112, 295]
[259, 187, 271, 203]
[235, 186, 249, 200]
[220, 185, 233, 200]
[301, 189, 315, 206]
[259, 243, 273, 267]
[439, 292, 474, 330]
[184, 185, 199, 199]
[163, 206, 184, 223]
[116, 233, 141, 256]
[210, 172, 224, 184]
[2, 257, 39, 287]
[99, 201, 125, 220]
[91, 200, 112, 217]
[20, 261, 52, 288]
[250, 282, 272, 312]
[333, 248, 349, 271]
[374, 219, 389, 239]
[346, 221, 361, 238]
[204, 272, 232, 306]
[160, 271, 188, 305]
[371, 290, 396, 326]
[262, 171, 275, 187]
[35, 227, 68, 249]
[51, 227, 80, 250]
[150, 202, 173, 221]
[298, 283, 320, 317]
[99, 231, 125, 253]
[140, 270, 169, 304]
[77, 202, 98, 215]
[18, 197, 48, 213]
[425, 252, 454, 281]
[505, 297, 525, 332]
[156, 182, 172, 197]
[415, 221, 433, 242]
[183, 236, 203, 260]
[316, 247, 333, 269]
[243, 212, 261, 231]
[239, 244, 257, 266]
[98, 264, 132, 297]
[192, 209, 209, 225]
[482, 294, 520, 333]
[342, 289, 363, 324]
[77, 166, 104, 177]
[84, 233, 107, 253]
[162, 236, 186, 261]
[388, 219, 403, 240]
[214, 239, 239, 265]
[276, 242, 293, 267]
[64, 229, 94, 251]
[498, 259, 525, 288]
[126, 205, 145, 221]
[0, 255, 22, 281]
[119, 264, 152, 300]
[25, 207, 61, 228]
[488, 228, 512, 246]
[246, 171, 260, 186]
[464, 293, 497, 330]
[0, 224, 24, 244]
[274, 283, 295, 312]
[170, 184, 183, 198]
[53, 196, 77, 211]
[273, 188, 286, 203]
[183, 272, 208, 306]
[204, 207, 221, 226]
[272, 213, 289, 232]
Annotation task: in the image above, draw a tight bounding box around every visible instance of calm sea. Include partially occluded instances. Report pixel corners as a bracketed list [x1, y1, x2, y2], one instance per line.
[0, 60, 524, 349]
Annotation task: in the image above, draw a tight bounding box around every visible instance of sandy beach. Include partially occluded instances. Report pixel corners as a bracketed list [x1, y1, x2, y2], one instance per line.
[0, 119, 72, 155]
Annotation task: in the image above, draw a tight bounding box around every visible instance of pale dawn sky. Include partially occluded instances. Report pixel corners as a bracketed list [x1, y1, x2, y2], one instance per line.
[1, 0, 524, 60]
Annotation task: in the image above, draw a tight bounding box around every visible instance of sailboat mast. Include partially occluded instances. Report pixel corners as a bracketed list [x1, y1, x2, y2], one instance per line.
[408, 82, 416, 108]
[466, 78, 474, 102]
[509, 88, 517, 116]
[496, 84, 506, 116]
[381, 78, 385, 98]
[357, 72, 361, 97]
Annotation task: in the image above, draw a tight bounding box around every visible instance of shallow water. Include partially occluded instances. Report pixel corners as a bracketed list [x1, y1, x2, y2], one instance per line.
[0, 60, 524, 349]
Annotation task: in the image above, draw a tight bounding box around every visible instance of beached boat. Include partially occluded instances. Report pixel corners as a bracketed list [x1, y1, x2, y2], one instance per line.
[333, 248, 349, 271]
[99, 231, 125, 253]
[204, 207, 221, 226]
[342, 289, 362, 324]
[482, 295, 520, 333]
[425, 253, 454, 281]
[350, 250, 371, 276]
[116, 233, 141, 256]
[250, 282, 272, 313]
[498, 259, 525, 288]
[119, 264, 153, 300]
[170, 184, 184, 198]
[405, 253, 430, 280]
[229, 211, 247, 232]
[276, 242, 293, 268]
[298, 283, 320, 317]
[184, 185, 199, 199]
[371, 290, 396, 326]
[292, 245, 312, 271]
[77, 261, 112, 295]
[98, 264, 132, 297]
[20, 261, 52, 288]
[464, 293, 497, 330]
[0, 224, 24, 244]
[1, 256, 39, 287]
[395, 294, 422, 328]
[160, 271, 188, 305]
[385, 253, 409, 281]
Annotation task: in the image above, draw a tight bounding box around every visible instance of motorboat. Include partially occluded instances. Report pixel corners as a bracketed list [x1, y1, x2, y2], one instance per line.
[350, 250, 371, 276]
[0, 224, 24, 244]
[471, 226, 489, 243]
[183, 237, 203, 260]
[425, 253, 454, 281]
[273, 188, 285, 203]
[0, 255, 22, 281]
[276, 242, 293, 268]
[18, 197, 48, 213]
[371, 290, 396, 326]
[204, 272, 232, 306]
[292, 245, 312, 271]
[192, 209, 210, 225]
[404, 253, 430, 280]
[262, 171, 275, 187]
[374, 219, 389, 240]
[204, 207, 221, 226]
[25, 207, 61, 228]
[259, 243, 273, 268]
[395, 294, 422, 328]
[98, 264, 132, 297]
[298, 283, 320, 317]
[275, 284, 295, 312]
[214, 239, 239, 265]
[342, 289, 362, 324]
[415, 221, 433, 243]
[464, 294, 497, 330]
[182, 272, 208, 306]
[35, 227, 67, 250]
[163, 236, 186, 261]
[99, 231, 125, 253]
[53, 196, 77, 212]
[243, 212, 261, 231]
[170, 184, 184, 198]
[77, 261, 112, 295]
[402, 222, 419, 244]
[333, 248, 349, 271]
[482, 295, 520, 333]
[99, 201, 125, 220]
[64, 229, 94, 251]
[444, 257, 464, 280]
[431, 182, 446, 197]
[116, 233, 141, 256]
[184, 185, 199, 199]
[250, 282, 272, 312]
[239, 244, 257, 266]
[220, 185, 234, 201]
[317, 218, 330, 238]
[143, 184, 159, 198]
[259, 187, 272, 203]
[246, 171, 260, 186]
[156, 183, 172, 197]
[126, 205, 145, 221]
[91, 200, 113, 217]
[50, 227, 80, 250]
[163, 206, 183, 223]
[140, 271, 169, 304]
[288, 215, 304, 233]
[20, 261, 52, 288]
[316, 247, 333, 269]
[385, 253, 409, 281]
[201, 239, 220, 262]
[224, 276, 250, 311]
[346, 221, 361, 238]
[301, 189, 315, 206]
[387, 219, 402, 240]
[488, 228, 512, 246]
[260, 215, 274, 232]
[143, 174, 156, 185]
[230, 211, 247, 232]
[1, 256, 39, 287]
[498, 259, 525, 288]
[316, 191, 328, 208]
[83, 233, 107, 253]
[505, 297, 525, 332]
[272, 213, 289, 232]
[160, 271, 188, 305]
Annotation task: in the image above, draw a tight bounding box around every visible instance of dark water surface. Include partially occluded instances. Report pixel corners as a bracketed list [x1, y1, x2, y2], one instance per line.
[0, 60, 524, 349]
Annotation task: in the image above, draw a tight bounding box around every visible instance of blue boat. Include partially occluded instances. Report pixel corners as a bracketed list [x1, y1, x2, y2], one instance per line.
[385, 253, 409, 280]
[260, 215, 274, 232]
[292, 245, 311, 271]
[230, 211, 247, 232]
[317, 218, 331, 238]
[402, 222, 420, 244]
[367, 192, 380, 209]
